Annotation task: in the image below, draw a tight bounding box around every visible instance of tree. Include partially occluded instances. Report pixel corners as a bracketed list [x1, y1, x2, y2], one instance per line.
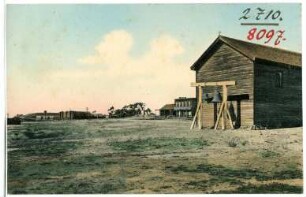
[107, 102, 152, 118]
[145, 108, 152, 115]
[108, 106, 115, 117]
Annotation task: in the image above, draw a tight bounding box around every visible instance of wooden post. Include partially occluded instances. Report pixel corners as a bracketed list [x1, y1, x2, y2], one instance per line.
[190, 81, 235, 130]
[221, 109, 225, 130]
[190, 103, 201, 130]
[214, 102, 224, 130]
[227, 110, 234, 129]
[223, 85, 227, 130]
[198, 86, 203, 129]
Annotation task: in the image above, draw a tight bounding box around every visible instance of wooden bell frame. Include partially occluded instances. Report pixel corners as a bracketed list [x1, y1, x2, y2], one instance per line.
[190, 81, 236, 130]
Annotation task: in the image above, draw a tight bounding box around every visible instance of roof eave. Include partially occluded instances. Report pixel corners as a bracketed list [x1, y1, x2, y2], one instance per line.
[190, 36, 254, 71]
[254, 57, 302, 68]
[190, 36, 222, 71]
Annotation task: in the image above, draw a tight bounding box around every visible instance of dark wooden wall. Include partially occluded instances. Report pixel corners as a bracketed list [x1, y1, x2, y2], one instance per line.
[254, 62, 302, 128]
[195, 42, 254, 128]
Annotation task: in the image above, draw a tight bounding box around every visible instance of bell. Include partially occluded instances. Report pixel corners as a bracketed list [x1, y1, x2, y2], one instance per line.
[211, 90, 222, 103]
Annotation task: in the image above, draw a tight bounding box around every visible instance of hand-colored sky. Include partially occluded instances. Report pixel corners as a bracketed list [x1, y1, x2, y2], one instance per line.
[7, 3, 301, 116]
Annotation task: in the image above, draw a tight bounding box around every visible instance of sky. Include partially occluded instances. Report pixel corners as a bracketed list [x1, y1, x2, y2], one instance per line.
[6, 3, 301, 116]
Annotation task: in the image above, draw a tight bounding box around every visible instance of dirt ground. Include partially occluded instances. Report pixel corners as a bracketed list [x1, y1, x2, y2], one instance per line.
[7, 118, 303, 194]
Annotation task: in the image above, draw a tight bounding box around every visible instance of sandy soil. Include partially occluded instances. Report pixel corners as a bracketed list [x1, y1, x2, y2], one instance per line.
[7, 118, 303, 194]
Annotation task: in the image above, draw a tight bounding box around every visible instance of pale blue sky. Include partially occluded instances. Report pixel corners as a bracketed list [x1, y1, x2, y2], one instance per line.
[7, 4, 302, 66]
[7, 4, 301, 115]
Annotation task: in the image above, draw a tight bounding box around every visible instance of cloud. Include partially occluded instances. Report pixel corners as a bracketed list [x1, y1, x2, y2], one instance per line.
[44, 30, 194, 113]
[149, 34, 184, 58]
[78, 30, 186, 77]
[79, 30, 133, 66]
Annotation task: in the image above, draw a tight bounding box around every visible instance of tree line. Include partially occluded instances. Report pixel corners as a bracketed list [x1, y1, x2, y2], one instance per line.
[107, 102, 153, 118]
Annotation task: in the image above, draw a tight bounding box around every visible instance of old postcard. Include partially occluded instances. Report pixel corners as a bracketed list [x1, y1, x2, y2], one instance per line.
[4, 1, 303, 195]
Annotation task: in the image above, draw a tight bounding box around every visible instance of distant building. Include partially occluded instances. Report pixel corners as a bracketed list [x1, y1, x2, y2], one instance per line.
[174, 97, 197, 117]
[159, 104, 175, 117]
[95, 113, 106, 119]
[22, 111, 60, 121]
[7, 117, 21, 125]
[59, 110, 96, 120]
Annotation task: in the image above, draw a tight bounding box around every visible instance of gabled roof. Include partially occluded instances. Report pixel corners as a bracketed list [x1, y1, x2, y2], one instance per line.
[191, 35, 301, 70]
[160, 104, 175, 110]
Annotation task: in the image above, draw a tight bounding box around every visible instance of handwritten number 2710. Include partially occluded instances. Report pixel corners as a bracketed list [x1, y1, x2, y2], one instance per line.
[239, 8, 282, 21]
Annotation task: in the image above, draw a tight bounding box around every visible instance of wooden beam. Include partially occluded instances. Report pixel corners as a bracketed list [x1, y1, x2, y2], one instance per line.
[223, 85, 227, 130]
[190, 102, 201, 130]
[214, 102, 224, 130]
[191, 81, 235, 87]
[198, 86, 203, 129]
[227, 110, 235, 129]
[221, 110, 225, 130]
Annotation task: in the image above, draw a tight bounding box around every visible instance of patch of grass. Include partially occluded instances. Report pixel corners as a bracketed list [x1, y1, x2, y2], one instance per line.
[141, 165, 152, 170]
[185, 177, 243, 190]
[228, 137, 240, 147]
[165, 164, 189, 173]
[7, 154, 123, 194]
[166, 163, 303, 181]
[60, 181, 122, 194]
[260, 150, 280, 158]
[108, 137, 209, 152]
[9, 141, 82, 157]
[9, 179, 124, 194]
[160, 185, 171, 189]
[23, 130, 65, 139]
[10, 189, 28, 194]
[167, 163, 263, 179]
[185, 180, 210, 189]
[95, 124, 157, 138]
[150, 176, 163, 181]
[271, 169, 303, 180]
[7, 123, 77, 149]
[194, 164, 265, 180]
[217, 183, 303, 194]
[8, 154, 116, 180]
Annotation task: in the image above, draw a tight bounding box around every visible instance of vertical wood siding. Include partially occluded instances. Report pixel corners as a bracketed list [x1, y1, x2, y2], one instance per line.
[254, 62, 302, 128]
[195, 43, 254, 128]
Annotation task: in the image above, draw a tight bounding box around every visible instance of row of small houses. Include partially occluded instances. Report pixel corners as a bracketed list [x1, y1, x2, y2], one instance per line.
[20, 110, 105, 121]
[161, 35, 301, 129]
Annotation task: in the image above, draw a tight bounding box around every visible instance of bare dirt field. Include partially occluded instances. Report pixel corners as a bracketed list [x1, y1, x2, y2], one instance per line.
[7, 119, 303, 194]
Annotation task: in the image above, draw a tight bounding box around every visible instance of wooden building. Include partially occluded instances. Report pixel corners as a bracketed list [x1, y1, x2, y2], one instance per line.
[59, 110, 96, 120]
[191, 35, 302, 129]
[174, 97, 197, 117]
[22, 111, 60, 121]
[159, 104, 176, 117]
